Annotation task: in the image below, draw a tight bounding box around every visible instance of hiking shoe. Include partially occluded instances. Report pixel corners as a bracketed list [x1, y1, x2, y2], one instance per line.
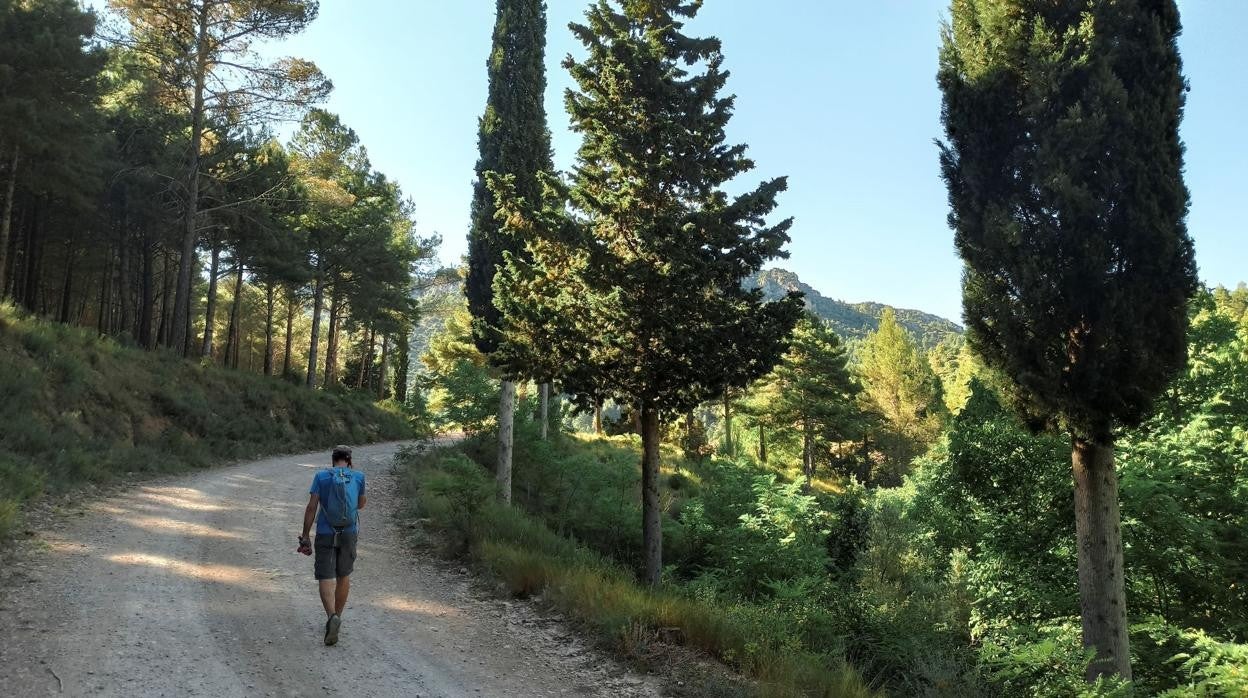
[325, 614, 341, 646]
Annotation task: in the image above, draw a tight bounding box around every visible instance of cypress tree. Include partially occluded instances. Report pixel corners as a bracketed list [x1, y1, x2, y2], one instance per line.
[937, 0, 1197, 680]
[465, 0, 554, 503]
[494, 0, 803, 587]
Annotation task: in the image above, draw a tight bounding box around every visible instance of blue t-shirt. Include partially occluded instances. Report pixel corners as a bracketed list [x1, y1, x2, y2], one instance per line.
[309, 467, 366, 535]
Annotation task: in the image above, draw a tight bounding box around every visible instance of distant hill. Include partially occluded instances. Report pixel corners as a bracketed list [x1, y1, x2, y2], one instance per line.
[746, 268, 962, 350]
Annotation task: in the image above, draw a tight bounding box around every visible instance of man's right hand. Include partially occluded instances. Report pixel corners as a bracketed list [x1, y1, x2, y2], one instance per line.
[297, 535, 312, 556]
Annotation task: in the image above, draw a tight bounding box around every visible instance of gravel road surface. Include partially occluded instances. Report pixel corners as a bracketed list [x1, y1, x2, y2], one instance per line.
[0, 441, 661, 697]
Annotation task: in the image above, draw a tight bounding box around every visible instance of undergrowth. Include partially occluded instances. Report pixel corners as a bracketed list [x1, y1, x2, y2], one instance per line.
[0, 303, 413, 539]
[395, 436, 878, 698]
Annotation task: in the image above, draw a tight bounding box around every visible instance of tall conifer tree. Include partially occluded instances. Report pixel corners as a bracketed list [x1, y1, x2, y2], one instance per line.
[858, 307, 947, 465]
[465, 0, 554, 503]
[0, 0, 104, 299]
[938, 0, 1197, 680]
[754, 315, 862, 483]
[109, 0, 329, 356]
[494, 0, 802, 587]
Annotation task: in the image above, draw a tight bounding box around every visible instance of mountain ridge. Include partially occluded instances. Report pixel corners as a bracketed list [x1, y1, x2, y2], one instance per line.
[747, 268, 962, 349]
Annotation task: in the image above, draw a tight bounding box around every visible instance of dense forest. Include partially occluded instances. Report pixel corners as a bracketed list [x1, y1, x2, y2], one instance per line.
[3, 0, 1245, 695]
[0, 0, 436, 397]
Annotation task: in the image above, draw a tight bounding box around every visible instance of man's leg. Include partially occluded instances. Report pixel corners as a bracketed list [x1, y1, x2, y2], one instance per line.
[318, 579, 336, 617]
[332, 533, 357, 618]
[334, 575, 350, 616]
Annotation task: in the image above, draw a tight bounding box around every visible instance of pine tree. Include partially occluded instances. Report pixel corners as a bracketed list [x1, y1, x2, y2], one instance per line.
[0, 0, 105, 300]
[494, 0, 803, 587]
[109, 0, 329, 355]
[857, 308, 946, 470]
[465, 0, 554, 503]
[754, 315, 862, 483]
[938, 0, 1197, 680]
[288, 109, 365, 388]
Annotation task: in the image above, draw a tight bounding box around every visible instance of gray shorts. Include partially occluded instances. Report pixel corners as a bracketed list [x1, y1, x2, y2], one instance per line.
[313, 531, 358, 580]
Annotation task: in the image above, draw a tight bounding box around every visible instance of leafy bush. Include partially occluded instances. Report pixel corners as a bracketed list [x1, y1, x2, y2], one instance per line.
[978, 621, 1130, 697]
[910, 384, 1077, 631]
[685, 470, 831, 599]
[395, 443, 876, 697]
[426, 358, 497, 434]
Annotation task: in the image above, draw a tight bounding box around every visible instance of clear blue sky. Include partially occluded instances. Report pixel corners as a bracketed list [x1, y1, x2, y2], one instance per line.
[128, 1, 1248, 321]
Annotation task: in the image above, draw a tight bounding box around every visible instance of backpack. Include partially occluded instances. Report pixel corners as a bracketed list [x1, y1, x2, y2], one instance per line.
[321, 467, 358, 531]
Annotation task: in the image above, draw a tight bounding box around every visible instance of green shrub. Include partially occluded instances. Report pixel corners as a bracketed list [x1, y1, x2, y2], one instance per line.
[397, 443, 876, 697]
[978, 621, 1130, 697]
[685, 472, 831, 599]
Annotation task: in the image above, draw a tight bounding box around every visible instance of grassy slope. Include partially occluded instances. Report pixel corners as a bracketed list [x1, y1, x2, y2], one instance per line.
[0, 304, 413, 537]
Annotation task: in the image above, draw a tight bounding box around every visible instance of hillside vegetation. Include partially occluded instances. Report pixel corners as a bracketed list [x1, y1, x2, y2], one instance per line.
[747, 268, 963, 350]
[414, 288, 1248, 696]
[0, 305, 413, 538]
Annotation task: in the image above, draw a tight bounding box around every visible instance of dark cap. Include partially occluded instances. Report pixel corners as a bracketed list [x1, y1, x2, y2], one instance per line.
[332, 446, 352, 464]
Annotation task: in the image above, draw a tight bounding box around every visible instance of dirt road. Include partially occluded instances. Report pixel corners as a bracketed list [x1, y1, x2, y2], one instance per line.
[0, 441, 660, 697]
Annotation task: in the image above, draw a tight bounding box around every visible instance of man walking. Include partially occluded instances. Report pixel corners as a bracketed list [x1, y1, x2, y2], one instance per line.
[299, 446, 366, 646]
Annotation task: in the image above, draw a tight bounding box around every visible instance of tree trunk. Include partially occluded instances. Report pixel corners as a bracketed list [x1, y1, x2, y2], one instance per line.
[496, 380, 516, 504]
[157, 249, 174, 347]
[283, 287, 296, 375]
[377, 334, 390, 400]
[97, 255, 112, 334]
[365, 327, 378, 389]
[723, 391, 734, 456]
[323, 290, 340, 386]
[199, 242, 222, 357]
[356, 325, 374, 389]
[802, 420, 815, 483]
[306, 268, 324, 388]
[379, 334, 389, 399]
[593, 399, 603, 435]
[2, 197, 21, 299]
[139, 236, 155, 349]
[640, 403, 662, 588]
[540, 383, 550, 440]
[225, 263, 243, 369]
[354, 332, 367, 389]
[0, 143, 19, 298]
[1072, 437, 1132, 682]
[21, 199, 43, 313]
[394, 333, 410, 403]
[263, 281, 275, 376]
[117, 224, 131, 338]
[169, 4, 211, 356]
[758, 423, 767, 464]
[58, 243, 75, 324]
